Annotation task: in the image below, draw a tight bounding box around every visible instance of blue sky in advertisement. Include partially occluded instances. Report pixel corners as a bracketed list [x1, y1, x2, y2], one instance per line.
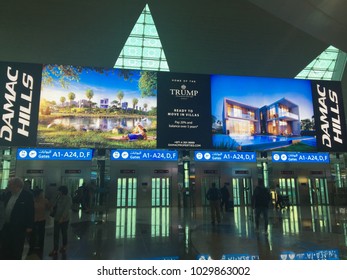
[40, 67, 157, 109]
[211, 75, 313, 122]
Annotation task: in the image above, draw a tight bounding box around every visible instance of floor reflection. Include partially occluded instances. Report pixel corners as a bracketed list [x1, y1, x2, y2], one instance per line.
[35, 205, 347, 260]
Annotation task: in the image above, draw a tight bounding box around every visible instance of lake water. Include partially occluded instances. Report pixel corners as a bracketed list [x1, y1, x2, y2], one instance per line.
[45, 116, 152, 132]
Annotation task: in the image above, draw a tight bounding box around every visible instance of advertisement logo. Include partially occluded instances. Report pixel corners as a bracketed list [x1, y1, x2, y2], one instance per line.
[169, 84, 199, 98]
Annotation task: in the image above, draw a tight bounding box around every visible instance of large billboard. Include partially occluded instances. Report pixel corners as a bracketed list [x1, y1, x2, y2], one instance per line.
[38, 65, 157, 149]
[211, 75, 346, 152]
[1, 61, 346, 152]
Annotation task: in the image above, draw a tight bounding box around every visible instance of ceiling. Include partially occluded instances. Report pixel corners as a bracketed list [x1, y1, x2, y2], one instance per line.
[0, 0, 347, 87]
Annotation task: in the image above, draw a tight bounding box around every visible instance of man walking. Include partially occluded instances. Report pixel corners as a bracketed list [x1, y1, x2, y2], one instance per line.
[1, 177, 34, 259]
[220, 183, 231, 212]
[252, 181, 271, 235]
[206, 183, 222, 224]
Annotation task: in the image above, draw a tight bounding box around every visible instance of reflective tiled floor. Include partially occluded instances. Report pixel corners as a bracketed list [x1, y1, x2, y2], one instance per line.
[24, 205, 347, 260]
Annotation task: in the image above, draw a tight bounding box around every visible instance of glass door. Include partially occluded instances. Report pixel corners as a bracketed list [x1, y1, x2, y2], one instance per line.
[201, 177, 219, 206]
[278, 177, 297, 205]
[309, 178, 329, 205]
[151, 177, 170, 207]
[61, 177, 84, 198]
[23, 177, 45, 190]
[116, 177, 137, 207]
[232, 177, 252, 206]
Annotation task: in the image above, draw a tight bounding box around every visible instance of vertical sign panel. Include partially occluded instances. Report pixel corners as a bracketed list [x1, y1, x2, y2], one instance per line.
[311, 80, 347, 152]
[157, 72, 212, 149]
[0, 62, 42, 146]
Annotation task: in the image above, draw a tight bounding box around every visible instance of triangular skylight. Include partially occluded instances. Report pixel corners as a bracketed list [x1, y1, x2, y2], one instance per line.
[296, 46, 346, 81]
[114, 4, 169, 71]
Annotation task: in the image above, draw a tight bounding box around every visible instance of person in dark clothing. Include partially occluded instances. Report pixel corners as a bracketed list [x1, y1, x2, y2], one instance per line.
[206, 183, 222, 224]
[252, 183, 271, 235]
[220, 183, 231, 212]
[49, 185, 72, 257]
[275, 184, 282, 209]
[82, 183, 90, 213]
[1, 177, 34, 259]
[28, 188, 50, 259]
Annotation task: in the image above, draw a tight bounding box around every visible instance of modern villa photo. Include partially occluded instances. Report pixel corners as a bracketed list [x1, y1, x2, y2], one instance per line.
[211, 75, 317, 151]
[37, 65, 158, 148]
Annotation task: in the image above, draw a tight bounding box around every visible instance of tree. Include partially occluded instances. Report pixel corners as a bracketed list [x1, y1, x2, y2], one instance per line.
[41, 65, 106, 89]
[143, 103, 148, 112]
[41, 66, 137, 92]
[132, 98, 139, 112]
[85, 89, 94, 108]
[111, 100, 120, 108]
[138, 71, 157, 97]
[117, 69, 134, 81]
[301, 118, 314, 131]
[40, 98, 54, 115]
[60, 96, 66, 106]
[117, 91, 124, 108]
[67, 92, 76, 107]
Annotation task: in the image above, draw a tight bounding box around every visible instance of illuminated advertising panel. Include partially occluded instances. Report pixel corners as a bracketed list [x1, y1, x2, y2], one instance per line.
[310, 81, 346, 152]
[38, 66, 157, 149]
[194, 151, 256, 162]
[211, 75, 346, 152]
[157, 72, 212, 149]
[1, 61, 346, 153]
[271, 151, 330, 163]
[16, 148, 93, 160]
[0, 62, 42, 146]
[110, 149, 178, 161]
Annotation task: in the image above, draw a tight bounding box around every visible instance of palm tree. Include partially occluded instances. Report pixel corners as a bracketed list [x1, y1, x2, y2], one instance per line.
[60, 96, 66, 107]
[117, 90, 124, 109]
[67, 92, 76, 107]
[132, 98, 139, 113]
[85, 89, 94, 109]
[143, 103, 148, 112]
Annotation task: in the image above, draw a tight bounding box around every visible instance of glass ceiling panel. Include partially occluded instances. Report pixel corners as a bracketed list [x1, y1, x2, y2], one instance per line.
[295, 46, 346, 81]
[114, 4, 169, 71]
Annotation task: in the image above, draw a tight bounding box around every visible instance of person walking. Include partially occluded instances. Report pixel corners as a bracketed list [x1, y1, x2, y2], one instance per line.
[28, 188, 50, 259]
[206, 183, 222, 224]
[1, 177, 34, 259]
[49, 185, 72, 257]
[252, 181, 271, 235]
[275, 184, 282, 209]
[220, 183, 231, 212]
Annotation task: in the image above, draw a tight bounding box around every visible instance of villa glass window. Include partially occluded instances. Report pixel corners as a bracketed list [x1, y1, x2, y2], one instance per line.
[230, 119, 252, 135]
[269, 106, 276, 119]
[234, 106, 242, 118]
